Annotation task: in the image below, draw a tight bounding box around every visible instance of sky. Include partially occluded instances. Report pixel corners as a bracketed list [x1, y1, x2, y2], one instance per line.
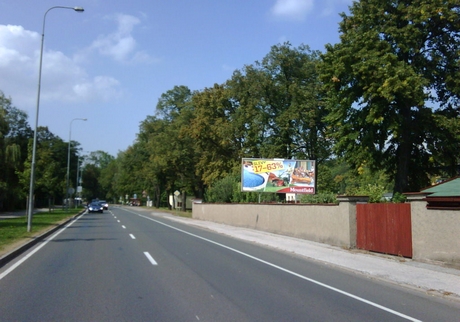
[0, 0, 352, 157]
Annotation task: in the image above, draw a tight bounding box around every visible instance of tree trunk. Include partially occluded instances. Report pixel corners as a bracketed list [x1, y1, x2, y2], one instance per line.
[394, 104, 411, 193]
[181, 191, 187, 212]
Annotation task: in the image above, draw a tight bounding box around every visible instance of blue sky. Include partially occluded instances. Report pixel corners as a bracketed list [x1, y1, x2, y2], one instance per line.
[0, 0, 352, 157]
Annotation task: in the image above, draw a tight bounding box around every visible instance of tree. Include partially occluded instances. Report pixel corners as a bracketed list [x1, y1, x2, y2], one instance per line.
[136, 117, 171, 207]
[81, 163, 103, 201]
[154, 86, 204, 200]
[187, 84, 240, 185]
[320, 0, 460, 193]
[227, 43, 330, 161]
[19, 127, 69, 208]
[82, 150, 114, 201]
[0, 91, 32, 210]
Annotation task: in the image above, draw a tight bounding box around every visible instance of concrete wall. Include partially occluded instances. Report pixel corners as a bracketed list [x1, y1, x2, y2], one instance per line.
[407, 194, 460, 265]
[192, 196, 368, 248]
[192, 195, 460, 266]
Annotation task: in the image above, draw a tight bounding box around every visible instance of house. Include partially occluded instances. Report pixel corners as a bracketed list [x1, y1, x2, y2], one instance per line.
[421, 177, 460, 209]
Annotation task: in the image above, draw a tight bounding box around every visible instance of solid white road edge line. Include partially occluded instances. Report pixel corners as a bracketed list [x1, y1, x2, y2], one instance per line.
[0, 212, 85, 281]
[144, 252, 158, 266]
[122, 209, 421, 322]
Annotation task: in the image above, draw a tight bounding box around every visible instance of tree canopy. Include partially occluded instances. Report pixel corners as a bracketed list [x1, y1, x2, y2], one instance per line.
[320, 0, 460, 193]
[2, 1, 460, 210]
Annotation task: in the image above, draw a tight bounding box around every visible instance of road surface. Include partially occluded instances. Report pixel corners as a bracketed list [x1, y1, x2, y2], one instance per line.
[1, 206, 459, 321]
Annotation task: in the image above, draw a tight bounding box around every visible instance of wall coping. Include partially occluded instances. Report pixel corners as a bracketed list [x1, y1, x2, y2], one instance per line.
[404, 192, 430, 202]
[336, 195, 369, 203]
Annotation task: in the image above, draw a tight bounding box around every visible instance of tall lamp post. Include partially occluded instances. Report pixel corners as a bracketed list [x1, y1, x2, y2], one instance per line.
[75, 154, 82, 208]
[75, 151, 89, 208]
[66, 118, 87, 210]
[27, 6, 84, 231]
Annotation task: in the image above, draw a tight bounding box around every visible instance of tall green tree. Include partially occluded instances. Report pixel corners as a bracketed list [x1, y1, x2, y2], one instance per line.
[187, 84, 240, 185]
[19, 127, 69, 208]
[136, 117, 171, 207]
[0, 92, 32, 210]
[227, 43, 330, 161]
[154, 86, 204, 199]
[82, 150, 114, 201]
[320, 0, 460, 193]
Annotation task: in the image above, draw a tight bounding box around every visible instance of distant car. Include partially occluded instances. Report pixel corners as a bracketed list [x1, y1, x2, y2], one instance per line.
[99, 200, 109, 210]
[88, 202, 104, 213]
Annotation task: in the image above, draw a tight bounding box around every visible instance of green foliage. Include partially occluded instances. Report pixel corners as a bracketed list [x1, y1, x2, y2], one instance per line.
[320, 0, 460, 193]
[5, 1, 456, 207]
[0, 208, 82, 248]
[391, 192, 407, 203]
[231, 187, 280, 203]
[204, 175, 236, 203]
[299, 193, 337, 204]
[0, 92, 32, 210]
[316, 161, 340, 194]
[204, 174, 280, 203]
[226, 42, 331, 162]
[348, 183, 388, 203]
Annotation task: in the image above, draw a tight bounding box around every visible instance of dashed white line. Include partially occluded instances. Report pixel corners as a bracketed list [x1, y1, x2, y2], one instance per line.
[117, 220, 120, 223]
[122, 225, 126, 229]
[129, 234, 136, 239]
[144, 252, 158, 266]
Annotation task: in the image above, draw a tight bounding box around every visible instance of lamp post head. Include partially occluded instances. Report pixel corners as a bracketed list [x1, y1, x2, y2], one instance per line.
[73, 7, 84, 12]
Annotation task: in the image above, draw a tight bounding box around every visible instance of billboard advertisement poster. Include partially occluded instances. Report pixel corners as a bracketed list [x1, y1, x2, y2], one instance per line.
[241, 158, 315, 194]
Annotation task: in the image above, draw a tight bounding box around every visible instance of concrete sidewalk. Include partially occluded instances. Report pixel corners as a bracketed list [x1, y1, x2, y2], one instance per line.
[153, 211, 460, 301]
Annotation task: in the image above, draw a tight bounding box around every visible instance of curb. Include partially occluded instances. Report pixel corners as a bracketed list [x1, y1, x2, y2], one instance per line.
[0, 210, 85, 269]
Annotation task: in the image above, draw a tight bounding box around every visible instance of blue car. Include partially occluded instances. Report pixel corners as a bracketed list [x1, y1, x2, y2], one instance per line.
[88, 202, 104, 213]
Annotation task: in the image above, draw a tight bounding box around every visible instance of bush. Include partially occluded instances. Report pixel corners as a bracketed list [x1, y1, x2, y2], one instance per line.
[204, 175, 236, 203]
[391, 192, 407, 203]
[205, 174, 280, 203]
[299, 192, 338, 204]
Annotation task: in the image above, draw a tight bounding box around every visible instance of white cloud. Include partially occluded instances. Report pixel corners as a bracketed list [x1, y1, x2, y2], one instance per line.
[90, 13, 153, 64]
[73, 76, 121, 102]
[0, 24, 122, 112]
[271, 0, 314, 21]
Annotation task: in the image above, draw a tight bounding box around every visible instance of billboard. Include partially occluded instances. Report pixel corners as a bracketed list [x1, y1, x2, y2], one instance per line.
[241, 158, 316, 194]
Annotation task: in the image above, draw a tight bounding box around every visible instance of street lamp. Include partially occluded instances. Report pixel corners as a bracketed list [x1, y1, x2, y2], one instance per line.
[66, 118, 87, 210]
[75, 154, 82, 208]
[27, 6, 84, 231]
[75, 150, 90, 208]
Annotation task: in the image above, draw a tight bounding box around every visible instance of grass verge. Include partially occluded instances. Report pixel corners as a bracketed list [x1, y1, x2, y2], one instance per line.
[0, 208, 82, 253]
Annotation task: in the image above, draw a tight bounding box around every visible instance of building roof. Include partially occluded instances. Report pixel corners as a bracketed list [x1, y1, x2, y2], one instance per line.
[421, 177, 460, 197]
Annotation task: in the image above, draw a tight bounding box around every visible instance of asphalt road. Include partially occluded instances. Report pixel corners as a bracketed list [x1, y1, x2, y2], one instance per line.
[0, 206, 459, 321]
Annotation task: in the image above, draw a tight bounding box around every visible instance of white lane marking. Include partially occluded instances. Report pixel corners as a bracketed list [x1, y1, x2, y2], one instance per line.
[0, 213, 85, 281]
[122, 209, 421, 322]
[117, 220, 120, 223]
[130, 234, 136, 239]
[144, 252, 158, 266]
[121, 225, 126, 229]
